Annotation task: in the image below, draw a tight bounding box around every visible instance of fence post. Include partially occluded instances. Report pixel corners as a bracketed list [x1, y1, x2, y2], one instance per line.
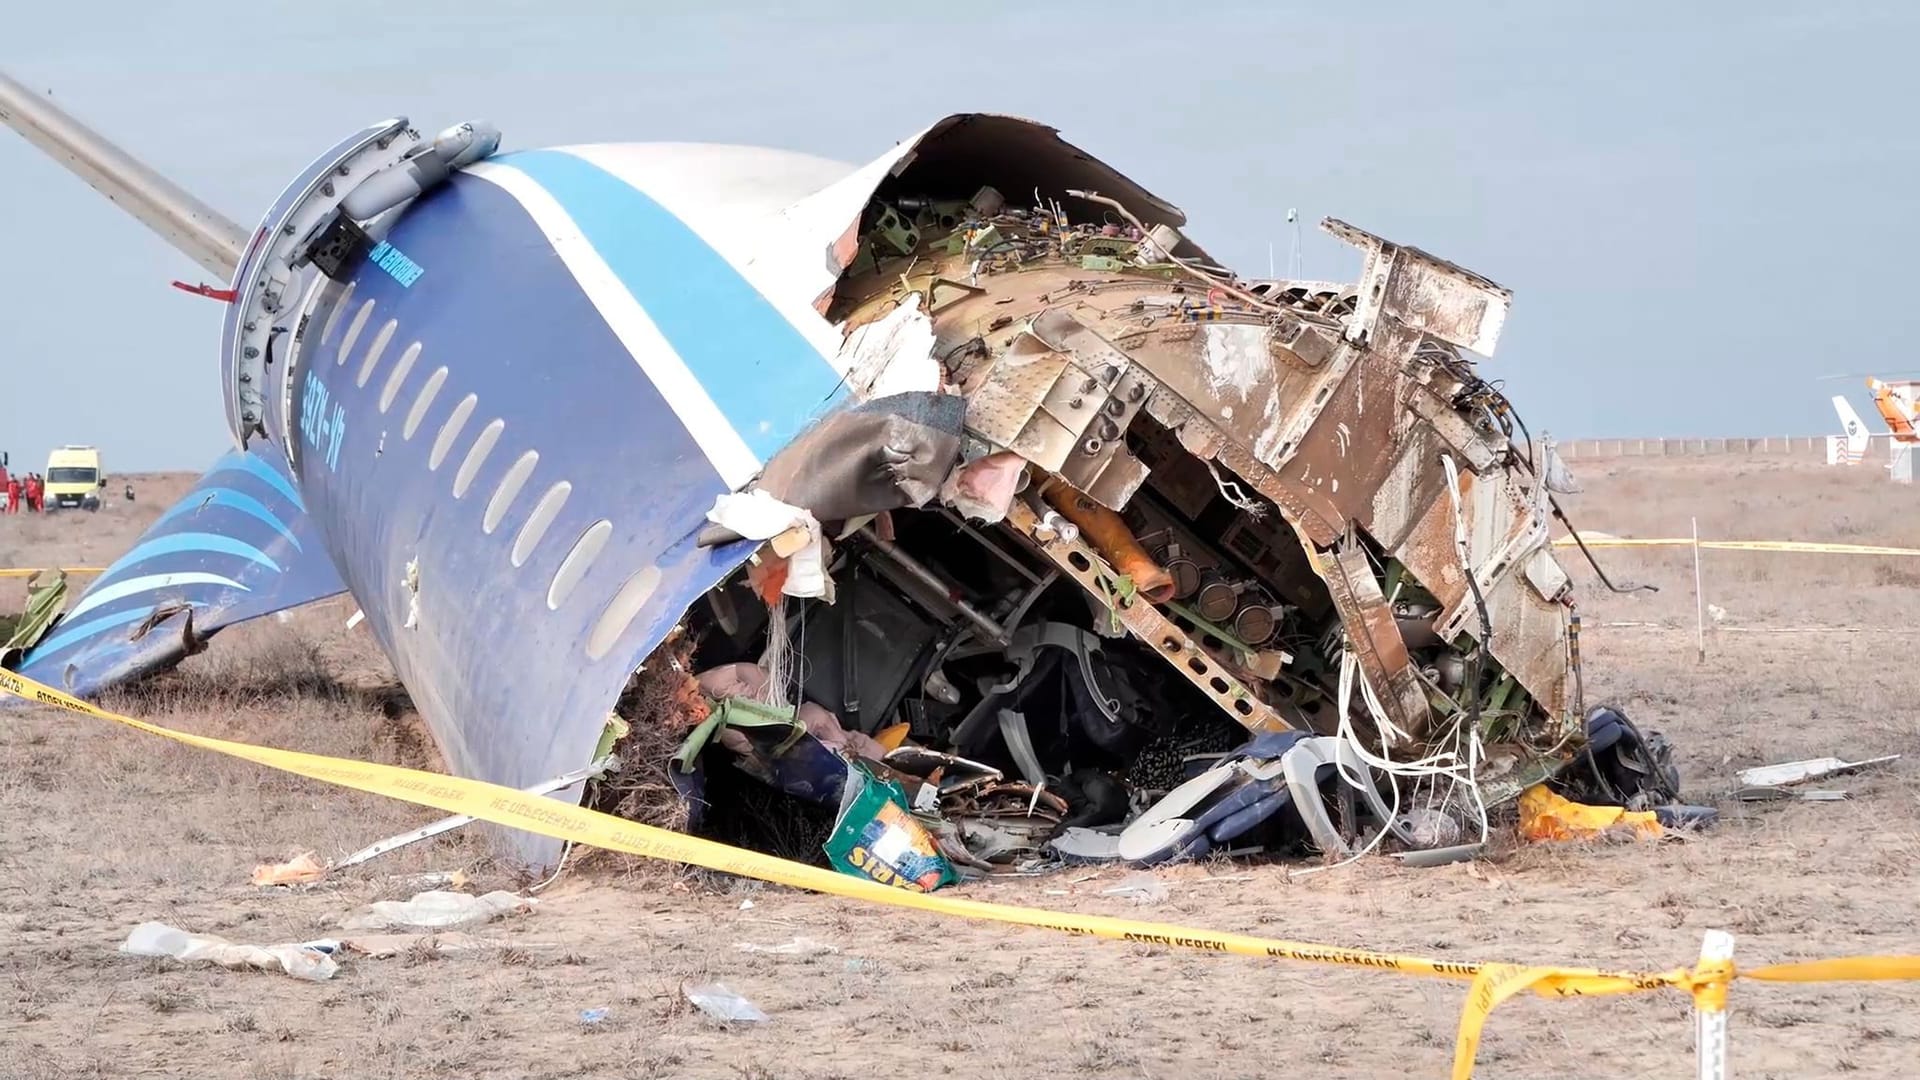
[1696, 929, 1734, 1080]
[1692, 517, 1707, 663]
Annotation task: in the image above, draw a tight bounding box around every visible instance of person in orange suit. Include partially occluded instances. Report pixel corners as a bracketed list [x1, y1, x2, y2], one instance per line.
[4, 476, 18, 514]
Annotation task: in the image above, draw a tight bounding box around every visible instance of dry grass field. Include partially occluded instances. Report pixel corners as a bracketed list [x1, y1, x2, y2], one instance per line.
[3, 455, 1918, 1079]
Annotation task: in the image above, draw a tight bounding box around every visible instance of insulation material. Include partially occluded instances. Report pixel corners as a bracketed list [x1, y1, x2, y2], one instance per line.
[120, 922, 339, 981]
[835, 294, 942, 399]
[939, 450, 1026, 523]
[706, 491, 829, 599]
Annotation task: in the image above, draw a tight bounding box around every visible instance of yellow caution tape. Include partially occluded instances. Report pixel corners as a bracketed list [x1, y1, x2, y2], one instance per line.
[1554, 537, 1920, 557]
[0, 567, 106, 578]
[1693, 955, 1733, 1015]
[1743, 956, 1920, 983]
[4, 666, 1920, 1079]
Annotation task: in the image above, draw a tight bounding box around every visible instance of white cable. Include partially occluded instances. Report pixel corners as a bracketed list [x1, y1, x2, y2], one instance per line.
[1331, 647, 1489, 854]
[1301, 456, 1497, 874]
[529, 841, 574, 893]
[1203, 458, 1267, 519]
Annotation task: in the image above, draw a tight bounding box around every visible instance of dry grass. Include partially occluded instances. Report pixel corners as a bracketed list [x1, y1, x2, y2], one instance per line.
[3, 456, 1920, 1078]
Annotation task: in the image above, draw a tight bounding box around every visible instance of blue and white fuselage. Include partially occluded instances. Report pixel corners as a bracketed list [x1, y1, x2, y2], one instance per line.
[15, 117, 957, 862]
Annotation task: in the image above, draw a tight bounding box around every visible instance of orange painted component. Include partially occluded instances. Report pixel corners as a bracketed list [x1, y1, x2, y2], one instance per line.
[1036, 475, 1176, 603]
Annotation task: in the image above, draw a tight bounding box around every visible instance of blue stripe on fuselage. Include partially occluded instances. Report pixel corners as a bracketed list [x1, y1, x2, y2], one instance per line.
[492, 150, 847, 460]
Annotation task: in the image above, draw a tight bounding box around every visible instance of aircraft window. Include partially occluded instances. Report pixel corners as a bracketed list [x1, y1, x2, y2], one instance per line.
[430, 393, 479, 470]
[356, 319, 398, 388]
[485, 450, 539, 534]
[547, 519, 613, 610]
[511, 481, 572, 567]
[336, 299, 375, 366]
[381, 343, 422, 413]
[404, 366, 448, 439]
[586, 564, 662, 661]
[319, 281, 357, 344]
[454, 418, 505, 498]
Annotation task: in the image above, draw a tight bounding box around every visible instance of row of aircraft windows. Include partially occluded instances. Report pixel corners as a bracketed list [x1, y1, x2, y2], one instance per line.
[318, 284, 657, 660]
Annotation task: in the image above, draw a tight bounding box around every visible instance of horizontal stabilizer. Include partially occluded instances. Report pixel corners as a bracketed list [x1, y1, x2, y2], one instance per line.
[0, 69, 246, 277]
[9, 449, 345, 695]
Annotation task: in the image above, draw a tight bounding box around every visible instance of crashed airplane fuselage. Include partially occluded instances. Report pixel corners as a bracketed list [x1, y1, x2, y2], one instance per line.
[1, 76, 1587, 869]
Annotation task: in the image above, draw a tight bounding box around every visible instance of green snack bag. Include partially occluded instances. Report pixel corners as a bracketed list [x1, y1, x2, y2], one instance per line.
[823, 762, 957, 892]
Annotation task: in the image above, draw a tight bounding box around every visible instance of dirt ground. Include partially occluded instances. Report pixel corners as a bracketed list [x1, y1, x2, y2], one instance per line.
[3, 455, 1918, 1079]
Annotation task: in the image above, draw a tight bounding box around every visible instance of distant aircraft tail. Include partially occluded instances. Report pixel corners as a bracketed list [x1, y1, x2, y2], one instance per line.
[1831, 395, 1871, 464]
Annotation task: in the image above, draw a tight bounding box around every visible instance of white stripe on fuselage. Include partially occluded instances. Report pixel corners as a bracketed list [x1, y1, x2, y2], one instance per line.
[555, 143, 893, 371]
[464, 161, 762, 490]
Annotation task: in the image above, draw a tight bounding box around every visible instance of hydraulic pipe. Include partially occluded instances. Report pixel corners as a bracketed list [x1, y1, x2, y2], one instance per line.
[1036, 475, 1176, 603]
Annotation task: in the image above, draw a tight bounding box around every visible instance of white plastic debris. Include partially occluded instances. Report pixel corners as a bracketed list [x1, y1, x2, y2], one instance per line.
[706, 490, 829, 599]
[685, 981, 768, 1024]
[340, 889, 534, 931]
[120, 921, 339, 981]
[1736, 755, 1900, 788]
[1102, 872, 1169, 905]
[734, 937, 839, 956]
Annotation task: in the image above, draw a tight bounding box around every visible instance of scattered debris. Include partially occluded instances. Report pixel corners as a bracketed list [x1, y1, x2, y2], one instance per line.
[684, 982, 769, 1025]
[251, 850, 326, 887]
[1736, 755, 1899, 789]
[734, 937, 840, 956]
[1047, 827, 1125, 864]
[1102, 872, 1169, 905]
[0, 569, 65, 668]
[823, 763, 957, 891]
[340, 890, 534, 931]
[1734, 787, 1851, 803]
[339, 932, 490, 959]
[120, 921, 339, 981]
[1519, 785, 1664, 843]
[388, 870, 470, 891]
[579, 1008, 610, 1026]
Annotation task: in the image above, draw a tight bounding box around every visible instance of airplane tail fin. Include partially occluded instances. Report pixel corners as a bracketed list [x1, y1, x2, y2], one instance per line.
[7, 449, 345, 697]
[1832, 395, 1871, 464]
[0, 70, 245, 277]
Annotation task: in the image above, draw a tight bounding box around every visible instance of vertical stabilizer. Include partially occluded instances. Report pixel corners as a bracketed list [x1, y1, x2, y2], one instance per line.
[0, 70, 246, 277]
[1832, 395, 1871, 464]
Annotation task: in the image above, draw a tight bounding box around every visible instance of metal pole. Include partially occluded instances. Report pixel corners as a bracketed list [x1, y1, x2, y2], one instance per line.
[1693, 516, 1707, 663]
[335, 756, 614, 869]
[1696, 929, 1735, 1080]
[860, 524, 1012, 645]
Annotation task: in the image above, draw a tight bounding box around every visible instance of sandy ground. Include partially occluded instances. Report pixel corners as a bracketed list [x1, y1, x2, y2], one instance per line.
[3, 455, 1919, 1079]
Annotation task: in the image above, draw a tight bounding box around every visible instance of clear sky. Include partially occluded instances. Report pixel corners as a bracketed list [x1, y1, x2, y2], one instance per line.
[3, 2, 1915, 471]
